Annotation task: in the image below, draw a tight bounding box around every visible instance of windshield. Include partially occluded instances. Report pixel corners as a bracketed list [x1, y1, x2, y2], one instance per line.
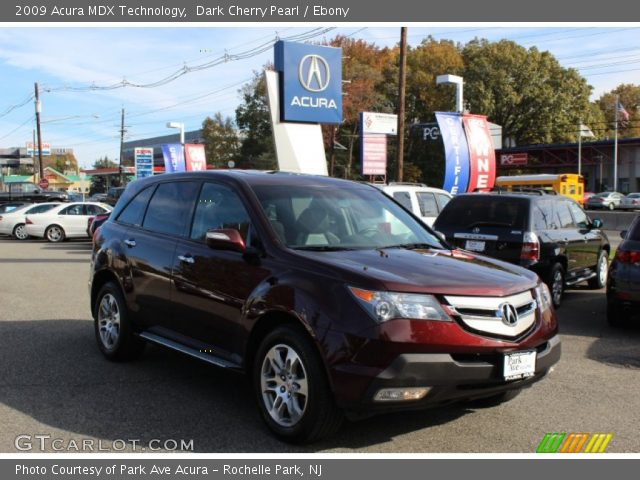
[251, 184, 445, 250]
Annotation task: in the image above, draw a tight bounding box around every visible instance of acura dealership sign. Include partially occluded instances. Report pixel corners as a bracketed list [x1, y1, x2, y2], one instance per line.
[274, 41, 342, 124]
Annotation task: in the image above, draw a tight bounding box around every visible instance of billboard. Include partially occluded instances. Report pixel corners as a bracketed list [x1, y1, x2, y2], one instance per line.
[274, 41, 342, 124]
[134, 148, 154, 179]
[161, 144, 186, 173]
[184, 144, 207, 171]
[435, 112, 471, 195]
[500, 152, 528, 166]
[361, 134, 387, 175]
[26, 142, 51, 156]
[361, 112, 397, 135]
[462, 114, 497, 192]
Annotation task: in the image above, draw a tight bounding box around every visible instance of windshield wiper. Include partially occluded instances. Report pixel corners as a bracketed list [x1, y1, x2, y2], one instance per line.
[379, 243, 444, 250]
[292, 245, 356, 251]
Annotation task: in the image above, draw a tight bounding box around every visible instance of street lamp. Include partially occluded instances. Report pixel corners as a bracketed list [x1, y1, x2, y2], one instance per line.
[166, 121, 185, 145]
[436, 74, 464, 114]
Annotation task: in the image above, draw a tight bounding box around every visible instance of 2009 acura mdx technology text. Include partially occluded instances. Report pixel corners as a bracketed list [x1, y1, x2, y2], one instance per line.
[89, 171, 561, 443]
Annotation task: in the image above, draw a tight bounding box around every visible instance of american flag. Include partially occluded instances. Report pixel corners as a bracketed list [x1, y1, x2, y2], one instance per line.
[617, 102, 630, 126]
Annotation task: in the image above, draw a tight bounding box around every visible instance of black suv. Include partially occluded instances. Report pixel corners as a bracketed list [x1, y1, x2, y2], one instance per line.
[433, 192, 610, 308]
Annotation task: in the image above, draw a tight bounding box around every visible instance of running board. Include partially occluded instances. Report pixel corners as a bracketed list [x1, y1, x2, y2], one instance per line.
[139, 332, 242, 371]
[565, 271, 596, 286]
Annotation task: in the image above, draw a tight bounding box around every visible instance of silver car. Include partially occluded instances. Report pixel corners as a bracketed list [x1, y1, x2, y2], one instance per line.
[586, 191, 625, 210]
[619, 193, 640, 211]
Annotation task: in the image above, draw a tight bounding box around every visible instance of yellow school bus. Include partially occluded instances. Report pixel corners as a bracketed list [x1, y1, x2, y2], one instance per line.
[495, 174, 585, 204]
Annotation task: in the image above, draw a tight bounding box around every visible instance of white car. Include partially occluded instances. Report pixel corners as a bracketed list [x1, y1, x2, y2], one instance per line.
[24, 202, 112, 242]
[0, 202, 61, 240]
[375, 183, 453, 227]
[619, 193, 640, 210]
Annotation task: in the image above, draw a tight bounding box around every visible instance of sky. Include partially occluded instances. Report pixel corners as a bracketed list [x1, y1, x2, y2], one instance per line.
[0, 25, 639, 169]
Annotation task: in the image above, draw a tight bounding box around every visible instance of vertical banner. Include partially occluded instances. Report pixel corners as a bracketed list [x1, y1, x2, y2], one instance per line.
[462, 114, 497, 192]
[161, 144, 186, 173]
[134, 147, 153, 179]
[361, 133, 387, 175]
[184, 144, 207, 171]
[435, 112, 470, 195]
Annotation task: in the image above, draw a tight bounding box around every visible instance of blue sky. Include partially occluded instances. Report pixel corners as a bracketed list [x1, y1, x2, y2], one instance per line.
[0, 26, 639, 168]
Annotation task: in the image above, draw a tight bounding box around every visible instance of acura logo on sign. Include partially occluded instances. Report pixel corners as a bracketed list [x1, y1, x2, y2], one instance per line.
[498, 303, 519, 326]
[298, 54, 331, 92]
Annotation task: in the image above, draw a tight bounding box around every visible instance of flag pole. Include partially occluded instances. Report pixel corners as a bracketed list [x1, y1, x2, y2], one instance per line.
[578, 119, 582, 176]
[613, 95, 618, 192]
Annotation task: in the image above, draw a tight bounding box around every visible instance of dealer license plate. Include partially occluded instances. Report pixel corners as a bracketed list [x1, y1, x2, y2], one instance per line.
[465, 240, 485, 252]
[503, 351, 536, 381]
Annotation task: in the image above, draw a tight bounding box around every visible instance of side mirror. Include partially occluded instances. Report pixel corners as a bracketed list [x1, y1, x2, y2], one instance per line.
[591, 219, 603, 229]
[620, 230, 628, 239]
[205, 229, 246, 253]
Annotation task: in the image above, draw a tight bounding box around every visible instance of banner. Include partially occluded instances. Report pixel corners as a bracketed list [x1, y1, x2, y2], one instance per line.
[462, 114, 497, 192]
[134, 148, 154, 179]
[161, 144, 186, 173]
[435, 112, 470, 195]
[184, 144, 207, 171]
[361, 134, 387, 175]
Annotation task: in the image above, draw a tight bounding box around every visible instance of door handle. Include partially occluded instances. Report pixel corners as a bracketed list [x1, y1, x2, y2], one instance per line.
[178, 254, 195, 264]
[124, 239, 136, 248]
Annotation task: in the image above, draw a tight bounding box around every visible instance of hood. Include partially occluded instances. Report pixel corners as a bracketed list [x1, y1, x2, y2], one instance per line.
[293, 248, 539, 297]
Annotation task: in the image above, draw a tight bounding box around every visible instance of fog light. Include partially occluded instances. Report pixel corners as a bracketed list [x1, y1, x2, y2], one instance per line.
[374, 387, 430, 402]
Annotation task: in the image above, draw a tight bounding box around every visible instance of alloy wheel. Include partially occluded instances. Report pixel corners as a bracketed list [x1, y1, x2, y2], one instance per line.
[13, 224, 28, 240]
[97, 293, 121, 351]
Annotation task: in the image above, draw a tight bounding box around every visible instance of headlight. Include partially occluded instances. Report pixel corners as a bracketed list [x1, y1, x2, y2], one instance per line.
[535, 282, 553, 313]
[348, 287, 452, 323]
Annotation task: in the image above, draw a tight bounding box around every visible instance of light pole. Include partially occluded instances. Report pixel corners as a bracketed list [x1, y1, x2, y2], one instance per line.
[436, 74, 464, 113]
[166, 121, 185, 172]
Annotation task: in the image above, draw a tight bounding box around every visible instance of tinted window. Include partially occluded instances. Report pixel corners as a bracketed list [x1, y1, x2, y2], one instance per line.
[416, 192, 438, 217]
[435, 193, 451, 211]
[568, 202, 588, 229]
[392, 191, 412, 210]
[556, 201, 575, 228]
[60, 204, 84, 216]
[190, 183, 251, 243]
[435, 196, 529, 230]
[143, 182, 199, 236]
[117, 187, 155, 226]
[533, 206, 548, 230]
[25, 204, 57, 214]
[537, 201, 557, 229]
[629, 220, 640, 241]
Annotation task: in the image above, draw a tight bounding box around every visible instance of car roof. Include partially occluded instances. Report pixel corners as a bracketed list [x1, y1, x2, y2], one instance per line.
[452, 192, 556, 202]
[376, 184, 452, 195]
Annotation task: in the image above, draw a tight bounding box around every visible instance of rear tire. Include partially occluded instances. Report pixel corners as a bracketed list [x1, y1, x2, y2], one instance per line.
[608, 203, 615, 211]
[588, 251, 608, 289]
[547, 263, 565, 308]
[12, 223, 28, 240]
[93, 281, 145, 361]
[253, 325, 343, 444]
[45, 225, 65, 243]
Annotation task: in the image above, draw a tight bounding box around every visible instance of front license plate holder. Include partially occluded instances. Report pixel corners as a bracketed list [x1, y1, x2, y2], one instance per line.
[503, 350, 536, 381]
[465, 240, 485, 252]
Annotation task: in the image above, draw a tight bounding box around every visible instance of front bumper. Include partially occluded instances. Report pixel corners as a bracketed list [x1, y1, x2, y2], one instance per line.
[336, 334, 561, 412]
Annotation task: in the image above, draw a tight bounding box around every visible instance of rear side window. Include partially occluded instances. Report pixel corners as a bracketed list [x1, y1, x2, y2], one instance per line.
[117, 187, 155, 226]
[416, 192, 438, 217]
[435, 193, 451, 211]
[435, 196, 528, 230]
[60, 204, 84, 216]
[86, 204, 108, 215]
[143, 182, 200, 236]
[392, 191, 412, 210]
[556, 201, 576, 228]
[533, 206, 548, 230]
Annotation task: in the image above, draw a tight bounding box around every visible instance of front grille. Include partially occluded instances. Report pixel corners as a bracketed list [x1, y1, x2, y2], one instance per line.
[444, 290, 537, 339]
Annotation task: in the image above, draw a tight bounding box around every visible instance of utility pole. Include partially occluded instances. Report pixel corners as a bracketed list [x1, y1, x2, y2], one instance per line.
[578, 120, 582, 177]
[613, 95, 619, 192]
[118, 108, 126, 185]
[34, 82, 44, 181]
[396, 27, 407, 183]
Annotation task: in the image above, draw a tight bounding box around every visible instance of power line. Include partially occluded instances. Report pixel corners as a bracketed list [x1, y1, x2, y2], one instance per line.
[0, 115, 34, 141]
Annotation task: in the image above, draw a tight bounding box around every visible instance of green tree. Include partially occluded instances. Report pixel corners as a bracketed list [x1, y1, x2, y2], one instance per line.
[597, 84, 640, 139]
[462, 39, 596, 145]
[201, 113, 240, 168]
[235, 70, 276, 170]
[90, 156, 120, 194]
[92, 156, 118, 169]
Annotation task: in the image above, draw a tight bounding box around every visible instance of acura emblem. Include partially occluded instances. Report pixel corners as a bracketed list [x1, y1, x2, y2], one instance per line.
[472, 227, 480, 234]
[498, 303, 519, 326]
[298, 54, 331, 92]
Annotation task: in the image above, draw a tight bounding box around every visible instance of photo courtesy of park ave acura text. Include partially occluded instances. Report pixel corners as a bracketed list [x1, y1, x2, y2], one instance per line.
[1, 1, 640, 458]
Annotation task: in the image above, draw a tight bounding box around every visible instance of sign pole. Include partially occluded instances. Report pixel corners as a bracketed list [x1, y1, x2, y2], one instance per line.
[34, 82, 44, 181]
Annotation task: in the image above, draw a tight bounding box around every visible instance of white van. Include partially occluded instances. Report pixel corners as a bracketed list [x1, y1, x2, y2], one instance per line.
[375, 183, 452, 227]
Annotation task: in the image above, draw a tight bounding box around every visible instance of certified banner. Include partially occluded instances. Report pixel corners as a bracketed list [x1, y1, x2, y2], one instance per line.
[184, 144, 207, 171]
[161, 144, 186, 173]
[134, 147, 154, 179]
[462, 114, 496, 192]
[435, 112, 470, 195]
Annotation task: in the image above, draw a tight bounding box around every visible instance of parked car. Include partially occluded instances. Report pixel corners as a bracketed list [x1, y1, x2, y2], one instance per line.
[105, 187, 126, 206]
[619, 193, 640, 211]
[90, 171, 560, 443]
[375, 183, 452, 227]
[583, 191, 596, 205]
[25, 202, 112, 242]
[87, 212, 111, 237]
[585, 191, 625, 210]
[0, 202, 61, 240]
[0, 202, 31, 214]
[89, 193, 108, 202]
[433, 192, 610, 308]
[0, 181, 68, 204]
[607, 215, 640, 326]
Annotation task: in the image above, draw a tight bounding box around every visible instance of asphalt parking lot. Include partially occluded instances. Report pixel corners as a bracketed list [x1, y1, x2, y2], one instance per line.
[0, 237, 639, 453]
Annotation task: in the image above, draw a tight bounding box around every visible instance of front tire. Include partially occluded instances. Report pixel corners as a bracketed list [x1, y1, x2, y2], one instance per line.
[45, 225, 65, 242]
[93, 281, 145, 361]
[588, 250, 608, 289]
[547, 263, 565, 308]
[608, 203, 615, 211]
[12, 223, 28, 240]
[253, 325, 343, 444]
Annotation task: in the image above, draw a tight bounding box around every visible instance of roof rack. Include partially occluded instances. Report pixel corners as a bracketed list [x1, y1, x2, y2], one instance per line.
[387, 182, 428, 187]
[488, 187, 557, 196]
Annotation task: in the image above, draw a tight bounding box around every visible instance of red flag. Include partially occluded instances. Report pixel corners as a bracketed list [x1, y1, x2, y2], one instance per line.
[462, 114, 497, 192]
[184, 144, 207, 171]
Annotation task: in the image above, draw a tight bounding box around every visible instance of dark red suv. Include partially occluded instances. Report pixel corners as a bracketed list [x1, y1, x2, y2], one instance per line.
[89, 171, 560, 443]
